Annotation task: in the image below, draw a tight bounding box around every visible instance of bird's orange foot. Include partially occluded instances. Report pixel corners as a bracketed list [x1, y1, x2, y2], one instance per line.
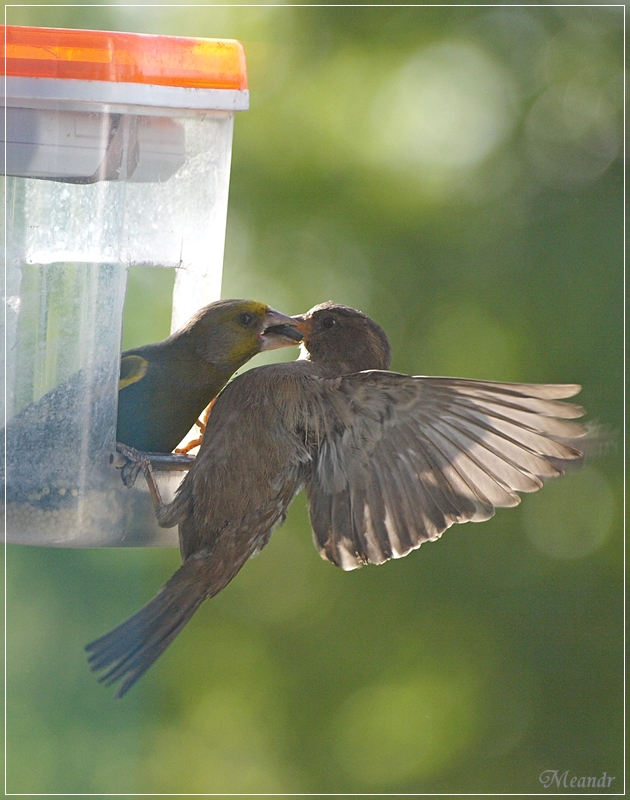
[175, 398, 216, 454]
[175, 435, 203, 454]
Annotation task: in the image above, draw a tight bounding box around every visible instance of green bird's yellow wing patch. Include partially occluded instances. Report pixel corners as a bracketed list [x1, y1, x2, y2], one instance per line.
[119, 355, 149, 390]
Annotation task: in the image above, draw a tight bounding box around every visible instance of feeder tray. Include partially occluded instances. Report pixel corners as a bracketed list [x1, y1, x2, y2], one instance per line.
[1, 25, 248, 546]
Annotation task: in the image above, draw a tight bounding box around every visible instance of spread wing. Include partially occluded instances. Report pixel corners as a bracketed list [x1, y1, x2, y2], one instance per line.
[305, 372, 587, 570]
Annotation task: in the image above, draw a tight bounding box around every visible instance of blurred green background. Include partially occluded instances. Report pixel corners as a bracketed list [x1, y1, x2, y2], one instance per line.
[5, 4, 623, 794]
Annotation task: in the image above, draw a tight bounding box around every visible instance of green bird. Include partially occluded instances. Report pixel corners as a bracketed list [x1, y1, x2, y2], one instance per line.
[116, 299, 303, 453]
[1, 299, 301, 509]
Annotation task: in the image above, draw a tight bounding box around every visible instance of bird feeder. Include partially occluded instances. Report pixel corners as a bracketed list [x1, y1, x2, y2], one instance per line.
[1, 25, 248, 546]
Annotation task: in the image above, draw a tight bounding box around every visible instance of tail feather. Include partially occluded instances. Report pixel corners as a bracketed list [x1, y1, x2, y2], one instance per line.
[86, 554, 212, 699]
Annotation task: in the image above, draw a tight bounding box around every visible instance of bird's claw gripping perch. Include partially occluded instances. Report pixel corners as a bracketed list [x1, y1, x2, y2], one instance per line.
[115, 442, 164, 509]
[115, 443, 145, 488]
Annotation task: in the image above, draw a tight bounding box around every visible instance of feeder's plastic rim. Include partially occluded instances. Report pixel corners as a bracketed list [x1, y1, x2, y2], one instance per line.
[2, 25, 248, 91]
[5, 75, 249, 115]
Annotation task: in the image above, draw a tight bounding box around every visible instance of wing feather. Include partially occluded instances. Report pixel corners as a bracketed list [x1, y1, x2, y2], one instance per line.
[305, 374, 586, 570]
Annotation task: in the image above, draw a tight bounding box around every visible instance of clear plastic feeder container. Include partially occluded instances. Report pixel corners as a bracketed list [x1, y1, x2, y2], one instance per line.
[1, 25, 248, 546]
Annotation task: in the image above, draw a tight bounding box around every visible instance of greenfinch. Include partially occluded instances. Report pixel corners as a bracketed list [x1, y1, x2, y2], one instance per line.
[1, 299, 301, 511]
[116, 299, 303, 453]
[87, 303, 587, 697]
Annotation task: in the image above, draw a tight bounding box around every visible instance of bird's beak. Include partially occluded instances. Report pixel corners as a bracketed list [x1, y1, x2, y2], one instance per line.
[260, 309, 306, 351]
[289, 315, 313, 338]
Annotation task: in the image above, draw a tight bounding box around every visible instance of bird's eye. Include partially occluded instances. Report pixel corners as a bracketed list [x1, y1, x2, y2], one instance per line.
[237, 312, 255, 327]
[322, 316, 337, 329]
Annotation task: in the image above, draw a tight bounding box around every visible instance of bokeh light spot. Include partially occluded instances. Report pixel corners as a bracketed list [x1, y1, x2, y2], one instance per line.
[523, 466, 615, 560]
[334, 675, 479, 787]
[144, 688, 290, 793]
[369, 41, 516, 169]
[525, 82, 621, 185]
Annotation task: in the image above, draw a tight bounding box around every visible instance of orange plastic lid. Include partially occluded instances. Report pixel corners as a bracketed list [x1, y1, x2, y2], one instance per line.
[1, 25, 247, 90]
